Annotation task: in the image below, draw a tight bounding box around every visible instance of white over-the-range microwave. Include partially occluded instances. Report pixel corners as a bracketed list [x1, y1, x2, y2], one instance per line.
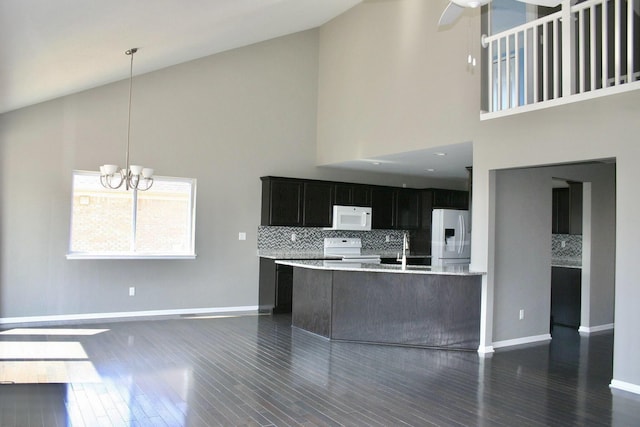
[329, 205, 372, 231]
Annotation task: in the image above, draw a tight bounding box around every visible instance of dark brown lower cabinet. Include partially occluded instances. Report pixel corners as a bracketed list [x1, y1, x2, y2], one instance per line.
[551, 267, 582, 329]
[259, 258, 293, 313]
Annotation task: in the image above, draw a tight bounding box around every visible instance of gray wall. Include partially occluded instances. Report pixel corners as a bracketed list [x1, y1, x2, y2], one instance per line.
[493, 163, 615, 343]
[0, 29, 446, 322]
[473, 89, 639, 390]
[316, 0, 640, 391]
[316, 0, 481, 165]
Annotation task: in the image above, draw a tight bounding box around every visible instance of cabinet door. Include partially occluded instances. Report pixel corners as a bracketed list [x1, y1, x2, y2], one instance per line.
[303, 182, 334, 227]
[263, 179, 303, 226]
[334, 184, 353, 206]
[258, 258, 276, 312]
[432, 189, 469, 209]
[396, 189, 420, 230]
[371, 187, 396, 229]
[569, 182, 583, 235]
[449, 190, 470, 209]
[334, 184, 371, 206]
[553, 188, 570, 234]
[274, 265, 293, 313]
[551, 267, 581, 329]
[352, 185, 371, 206]
[432, 189, 452, 208]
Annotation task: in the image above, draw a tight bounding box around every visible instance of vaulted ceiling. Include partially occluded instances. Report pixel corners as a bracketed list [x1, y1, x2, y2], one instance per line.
[0, 0, 361, 114]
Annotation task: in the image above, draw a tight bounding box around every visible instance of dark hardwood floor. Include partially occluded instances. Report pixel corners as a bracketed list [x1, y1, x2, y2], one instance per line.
[0, 314, 639, 426]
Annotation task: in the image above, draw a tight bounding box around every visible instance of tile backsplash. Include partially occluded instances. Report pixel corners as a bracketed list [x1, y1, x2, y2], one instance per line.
[552, 234, 582, 258]
[258, 226, 407, 253]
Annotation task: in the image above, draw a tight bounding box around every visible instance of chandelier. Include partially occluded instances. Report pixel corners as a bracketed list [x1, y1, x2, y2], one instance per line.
[100, 48, 154, 191]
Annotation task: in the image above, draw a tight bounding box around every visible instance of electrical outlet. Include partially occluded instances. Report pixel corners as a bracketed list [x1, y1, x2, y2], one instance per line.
[519, 309, 525, 320]
[385, 235, 390, 242]
[291, 233, 296, 242]
[561, 240, 566, 248]
[129, 286, 135, 297]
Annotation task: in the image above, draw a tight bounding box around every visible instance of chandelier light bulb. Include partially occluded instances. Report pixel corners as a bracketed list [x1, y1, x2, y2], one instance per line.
[103, 164, 119, 175]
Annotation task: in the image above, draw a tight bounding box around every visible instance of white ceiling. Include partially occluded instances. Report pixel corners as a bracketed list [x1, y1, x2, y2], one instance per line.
[0, 0, 361, 114]
[0, 0, 473, 180]
[327, 142, 473, 180]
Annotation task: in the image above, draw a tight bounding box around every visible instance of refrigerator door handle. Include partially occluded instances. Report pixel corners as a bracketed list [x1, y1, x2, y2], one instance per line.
[458, 214, 465, 254]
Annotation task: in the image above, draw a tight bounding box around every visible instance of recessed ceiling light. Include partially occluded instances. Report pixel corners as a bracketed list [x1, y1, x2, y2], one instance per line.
[426, 168, 436, 172]
[433, 152, 447, 157]
[373, 162, 381, 165]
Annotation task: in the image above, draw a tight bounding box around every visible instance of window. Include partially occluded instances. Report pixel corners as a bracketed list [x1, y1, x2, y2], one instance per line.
[67, 171, 196, 259]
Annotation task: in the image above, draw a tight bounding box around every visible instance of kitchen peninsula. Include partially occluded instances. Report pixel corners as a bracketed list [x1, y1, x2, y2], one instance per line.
[278, 260, 484, 350]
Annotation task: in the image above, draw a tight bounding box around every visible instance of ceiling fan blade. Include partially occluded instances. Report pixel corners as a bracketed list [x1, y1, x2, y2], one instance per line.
[439, 2, 465, 27]
[515, 0, 561, 6]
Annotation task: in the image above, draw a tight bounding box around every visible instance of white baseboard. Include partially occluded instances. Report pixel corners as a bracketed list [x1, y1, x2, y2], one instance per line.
[610, 379, 640, 395]
[578, 323, 614, 335]
[477, 345, 495, 354]
[0, 306, 259, 326]
[492, 334, 552, 349]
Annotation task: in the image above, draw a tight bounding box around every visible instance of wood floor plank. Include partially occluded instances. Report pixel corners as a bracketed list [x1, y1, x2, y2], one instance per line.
[0, 316, 638, 426]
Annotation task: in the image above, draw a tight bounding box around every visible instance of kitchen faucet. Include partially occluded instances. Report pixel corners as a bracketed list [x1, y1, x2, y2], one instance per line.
[397, 233, 409, 269]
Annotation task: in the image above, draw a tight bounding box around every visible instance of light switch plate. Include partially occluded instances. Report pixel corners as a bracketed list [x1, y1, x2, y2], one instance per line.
[238, 232, 247, 241]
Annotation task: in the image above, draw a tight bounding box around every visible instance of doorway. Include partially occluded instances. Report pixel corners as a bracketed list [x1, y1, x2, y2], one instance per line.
[489, 161, 615, 348]
[550, 179, 584, 334]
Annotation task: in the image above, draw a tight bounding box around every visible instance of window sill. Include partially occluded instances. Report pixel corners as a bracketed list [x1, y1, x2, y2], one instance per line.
[66, 254, 197, 260]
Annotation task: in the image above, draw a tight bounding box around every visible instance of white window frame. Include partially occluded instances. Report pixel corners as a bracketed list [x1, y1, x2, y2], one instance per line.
[66, 170, 197, 260]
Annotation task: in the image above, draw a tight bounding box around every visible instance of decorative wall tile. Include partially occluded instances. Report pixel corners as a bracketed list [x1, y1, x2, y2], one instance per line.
[552, 234, 582, 258]
[257, 226, 408, 253]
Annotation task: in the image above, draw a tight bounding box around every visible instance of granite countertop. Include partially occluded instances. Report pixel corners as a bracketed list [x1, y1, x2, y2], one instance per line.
[552, 257, 582, 269]
[276, 259, 485, 276]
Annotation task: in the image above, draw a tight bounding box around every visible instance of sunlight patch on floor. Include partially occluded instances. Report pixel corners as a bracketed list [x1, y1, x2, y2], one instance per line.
[0, 341, 88, 359]
[0, 361, 101, 384]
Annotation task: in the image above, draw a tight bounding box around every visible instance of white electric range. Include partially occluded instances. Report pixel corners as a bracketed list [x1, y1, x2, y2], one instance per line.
[322, 238, 381, 266]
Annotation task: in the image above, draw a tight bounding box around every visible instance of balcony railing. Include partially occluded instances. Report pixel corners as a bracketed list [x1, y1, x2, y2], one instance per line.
[482, 0, 639, 118]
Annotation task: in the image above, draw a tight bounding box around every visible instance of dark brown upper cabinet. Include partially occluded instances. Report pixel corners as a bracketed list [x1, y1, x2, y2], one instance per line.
[303, 181, 334, 227]
[395, 188, 421, 230]
[371, 187, 396, 229]
[334, 183, 371, 207]
[552, 182, 582, 235]
[261, 177, 303, 226]
[261, 176, 467, 232]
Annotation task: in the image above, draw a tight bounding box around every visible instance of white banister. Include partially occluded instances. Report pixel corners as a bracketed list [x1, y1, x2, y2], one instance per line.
[578, 8, 586, 93]
[524, 28, 529, 104]
[497, 39, 502, 109]
[483, 0, 639, 116]
[543, 22, 549, 100]
[504, 36, 512, 108]
[561, 0, 573, 97]
[488, 39, 493, 110]
[533, 25, 539, 103]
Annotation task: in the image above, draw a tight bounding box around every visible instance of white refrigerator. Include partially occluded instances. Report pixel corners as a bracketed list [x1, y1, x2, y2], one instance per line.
[431, 209, 471, 266]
